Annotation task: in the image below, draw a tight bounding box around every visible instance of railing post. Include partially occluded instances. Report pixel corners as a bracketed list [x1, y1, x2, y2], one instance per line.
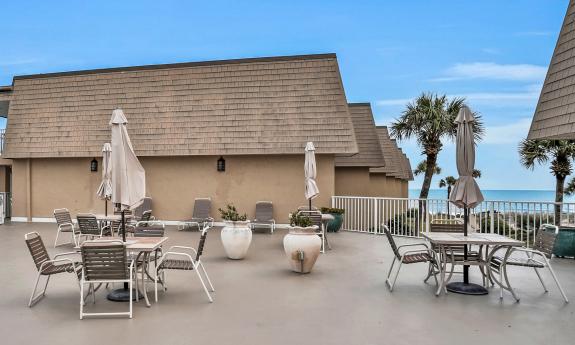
[331, 196, 335, 208]
[425, 199, 430, 234]
[489, 202, 495, 234]
[373, 198, 378, 234]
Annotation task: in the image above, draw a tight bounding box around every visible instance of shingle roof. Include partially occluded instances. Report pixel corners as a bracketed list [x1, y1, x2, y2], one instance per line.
[399, 150, 414, 181]
[528, 1, 575, 139]
[370, 126, 400, 177]
[4, 54, 358, 158]
[335, 103, 385, 167]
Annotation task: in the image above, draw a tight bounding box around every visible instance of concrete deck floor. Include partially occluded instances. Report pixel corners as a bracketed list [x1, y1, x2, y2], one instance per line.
[0, 222, 574, 345]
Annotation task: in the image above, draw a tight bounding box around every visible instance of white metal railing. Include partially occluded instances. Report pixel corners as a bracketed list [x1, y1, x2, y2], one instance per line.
[331, 196, 575, 247]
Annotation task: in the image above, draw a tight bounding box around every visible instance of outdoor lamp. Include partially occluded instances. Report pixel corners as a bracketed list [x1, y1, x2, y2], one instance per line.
[217, 156, 225, 172]
[90, 158, 98, 172]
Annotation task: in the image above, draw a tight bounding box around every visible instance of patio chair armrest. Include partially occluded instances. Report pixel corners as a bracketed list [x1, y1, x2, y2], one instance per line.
[510, 247, 548, 262]
[401, 249, 431, 256]
[39, 258, 77, 272]
[166, 245, 198, 256]
[159, 252, 194, 264]
[397, 243, 430, 250]
[53, 251, 81, 259]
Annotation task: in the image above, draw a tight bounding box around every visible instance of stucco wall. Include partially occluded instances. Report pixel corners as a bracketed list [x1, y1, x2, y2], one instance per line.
[11, 155, 335, 223]
[335, 168, 408, 198]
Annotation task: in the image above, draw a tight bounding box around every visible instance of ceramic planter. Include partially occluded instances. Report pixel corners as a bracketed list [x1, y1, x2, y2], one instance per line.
[283, 226, 322, 273]
[221, 220, 252, 259]
[326, 213, 344, 232]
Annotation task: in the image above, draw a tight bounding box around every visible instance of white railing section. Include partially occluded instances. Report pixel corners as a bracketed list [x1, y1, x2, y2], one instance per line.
[331, 196, 575, 247]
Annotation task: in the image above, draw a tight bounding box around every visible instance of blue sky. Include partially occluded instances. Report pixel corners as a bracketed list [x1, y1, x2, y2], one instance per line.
[0, 0, 568, 190]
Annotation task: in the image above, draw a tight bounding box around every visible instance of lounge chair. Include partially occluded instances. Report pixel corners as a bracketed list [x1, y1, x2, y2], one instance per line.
[53, 208, 80, 247]
[179, 198, 214, 231]
[383, 226, 438, 291]
[25, 232, 82, 307]
[251, 201, 276, 234]
[132, 197, 152, 221]
[489, 224, 568, 303]
[80, 240, 135, 319]
[155, 225, 215, 303]
[298, 210, 326, 253]
[298, 205, 319, 211]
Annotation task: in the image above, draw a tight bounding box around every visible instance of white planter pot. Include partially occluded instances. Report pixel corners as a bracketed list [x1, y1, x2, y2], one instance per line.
[283, 226, 322, 273]
[221, 221, 252, 260]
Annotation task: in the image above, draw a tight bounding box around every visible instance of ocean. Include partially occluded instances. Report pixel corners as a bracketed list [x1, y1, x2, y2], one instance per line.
[409, 189, 575, 203]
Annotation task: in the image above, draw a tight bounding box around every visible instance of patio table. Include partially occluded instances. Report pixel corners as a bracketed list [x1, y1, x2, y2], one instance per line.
[77, 236, 168, 307]
[422, 232, 523, 296]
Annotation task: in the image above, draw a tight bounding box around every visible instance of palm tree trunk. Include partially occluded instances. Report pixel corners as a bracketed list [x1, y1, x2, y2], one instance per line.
[555, 175, 566, 226]
[419, 154, 437, 199]
[446, 186, 451, 216]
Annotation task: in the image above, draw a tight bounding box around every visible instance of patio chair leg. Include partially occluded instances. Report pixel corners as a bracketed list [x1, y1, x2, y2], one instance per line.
[154, 269, 159, 303]
[91, 284, 96, 304]
[28, 272, 46, 307]
[195, 266, 213, 302]
[80, 281, 84, 319]
[199, 261, 214, 291]
[389, 261, 403, 292]
[385, 257, 396, 289]
[502, 264, 520, 302]
[54, 230, 61, 247]
[533, 267, 548, 292]
[545, 260, 569, 303]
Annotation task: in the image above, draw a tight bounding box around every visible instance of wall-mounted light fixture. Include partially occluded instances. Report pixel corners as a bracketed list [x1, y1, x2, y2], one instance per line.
[90, 158, 98, 172]
[217, 156, 225, 172]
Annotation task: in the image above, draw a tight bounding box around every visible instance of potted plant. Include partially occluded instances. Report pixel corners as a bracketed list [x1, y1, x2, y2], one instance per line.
[320, 207, 345, 232]
[219, 204, 252, 260]
[283, 211, 322, 273]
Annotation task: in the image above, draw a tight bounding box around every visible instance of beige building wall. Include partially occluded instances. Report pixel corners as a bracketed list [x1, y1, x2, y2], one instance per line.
[334, 167, 372, 196]
[11, 155, 335, 223]
[334, 168, 409, 198]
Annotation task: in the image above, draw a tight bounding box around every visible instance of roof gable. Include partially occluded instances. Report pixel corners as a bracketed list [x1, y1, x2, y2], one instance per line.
[529, 0, 575, 139]
[4, 54, 358, 158]
[335, 103, 385, 167]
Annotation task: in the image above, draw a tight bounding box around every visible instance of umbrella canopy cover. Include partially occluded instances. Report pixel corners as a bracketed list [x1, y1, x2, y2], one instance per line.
[449, 106, 484, 209]
[304, 142, 320, 200]
[110, 109, 146, 209]
[96, 143, 112, 200]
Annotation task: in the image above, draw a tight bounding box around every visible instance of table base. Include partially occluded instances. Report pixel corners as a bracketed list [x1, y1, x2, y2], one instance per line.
[446, 282, 488, 295]
[107, 288, 143, 302]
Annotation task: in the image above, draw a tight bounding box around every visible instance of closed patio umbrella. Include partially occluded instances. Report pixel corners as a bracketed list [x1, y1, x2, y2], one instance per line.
[448, 105, 486, 295]
[305, 142, 320, 210]
[108, 108, 146, 302]
[96, 143, 112, 216]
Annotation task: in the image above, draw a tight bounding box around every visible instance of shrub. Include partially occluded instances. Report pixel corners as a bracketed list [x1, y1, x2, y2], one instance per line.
[320, 207, 345, 214]
[218, 204, 247, 222]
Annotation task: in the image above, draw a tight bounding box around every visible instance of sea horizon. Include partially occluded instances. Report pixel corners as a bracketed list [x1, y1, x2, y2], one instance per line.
[409, 188, 575, 203]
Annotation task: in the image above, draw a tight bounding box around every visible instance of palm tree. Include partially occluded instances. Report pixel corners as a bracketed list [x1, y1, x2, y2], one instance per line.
[413, 160, 441, 177]
[439, 170, 481, 215]
[391, 93, 484, 199]
[519, 139, 575, 225]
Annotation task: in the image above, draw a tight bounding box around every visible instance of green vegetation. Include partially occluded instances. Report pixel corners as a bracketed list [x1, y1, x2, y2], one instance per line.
[290, 212, 313, 227]
[320, 207, 345, 214]
[391, 93, 483, 199]
[218, 204, 247, 222]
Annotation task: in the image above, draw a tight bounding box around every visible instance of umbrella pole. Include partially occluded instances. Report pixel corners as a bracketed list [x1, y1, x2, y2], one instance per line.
[309, 198, 312, 211]
[463, 207, 469, 284]
[105, 200, 108, 217]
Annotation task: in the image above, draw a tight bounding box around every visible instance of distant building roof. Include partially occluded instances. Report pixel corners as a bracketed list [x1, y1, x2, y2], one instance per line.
[335, 103, 385, 167]
[370, 126, 412, 180]
[528, 1, 575, 139]
[4, 53, 358, 158]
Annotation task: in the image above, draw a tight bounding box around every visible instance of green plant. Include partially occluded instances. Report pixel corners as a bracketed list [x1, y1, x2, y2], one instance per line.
[519, 139, 575, 225]
[290, 212, 313, 227]
[218, 204, 247, 222]
[391, 93, 483, 199]
[320, 207, 345, 214]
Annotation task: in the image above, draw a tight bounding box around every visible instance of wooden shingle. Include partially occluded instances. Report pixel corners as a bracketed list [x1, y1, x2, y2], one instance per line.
[529, 0, 575, 139]
[335, 103, 385, 167]
[4, 54, 358, 158]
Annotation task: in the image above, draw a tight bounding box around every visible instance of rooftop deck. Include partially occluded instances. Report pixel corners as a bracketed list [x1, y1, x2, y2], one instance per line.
[1, 222, 574, 345]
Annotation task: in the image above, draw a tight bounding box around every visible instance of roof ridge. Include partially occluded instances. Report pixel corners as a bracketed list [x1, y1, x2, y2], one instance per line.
[13, 53, 338, 81]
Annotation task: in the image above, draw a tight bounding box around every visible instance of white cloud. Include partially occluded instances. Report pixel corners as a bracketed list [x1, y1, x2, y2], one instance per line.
[375, 85, 541, 109]
[434, 62, 547, 82]
[483, 118, 532, 144]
